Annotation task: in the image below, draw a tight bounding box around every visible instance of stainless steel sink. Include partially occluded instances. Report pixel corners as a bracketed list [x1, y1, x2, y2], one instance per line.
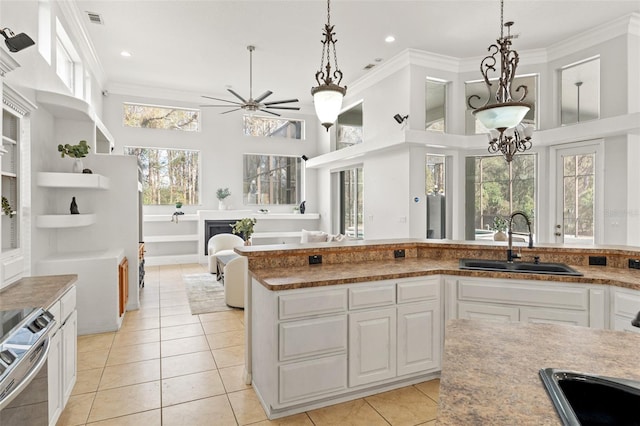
[458, 258, 583, 276]
[540, 368, 640, 426]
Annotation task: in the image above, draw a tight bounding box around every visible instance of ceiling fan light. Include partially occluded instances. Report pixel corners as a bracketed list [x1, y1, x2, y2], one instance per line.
[312, 85, 345, 130]
[473, 102, 530, 131]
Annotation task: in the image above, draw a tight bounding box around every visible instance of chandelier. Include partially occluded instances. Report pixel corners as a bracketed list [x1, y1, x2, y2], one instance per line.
[311, 0, 347, 131]
[467, 0, 534, 162]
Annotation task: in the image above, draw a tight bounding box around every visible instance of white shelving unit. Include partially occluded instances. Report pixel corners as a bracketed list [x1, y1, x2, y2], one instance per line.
[36, 172, 110, 189]
[36, 214, 97, 228]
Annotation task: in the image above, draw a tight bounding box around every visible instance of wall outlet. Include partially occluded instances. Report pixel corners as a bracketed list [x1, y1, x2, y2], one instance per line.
[394, 249, 405, 258]
[309, 255, 322, 265]
[629, 259, 640, 270]
[588, 256, 607, 266]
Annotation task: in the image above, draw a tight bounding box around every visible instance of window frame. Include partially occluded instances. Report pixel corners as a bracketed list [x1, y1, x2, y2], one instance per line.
[242, 153, 302, 206]
[242, 114, 305, 140]
[123, 102, 201, 132]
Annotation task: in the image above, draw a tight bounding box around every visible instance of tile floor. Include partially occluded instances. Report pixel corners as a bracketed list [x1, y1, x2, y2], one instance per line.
[57, 263, 440, 425]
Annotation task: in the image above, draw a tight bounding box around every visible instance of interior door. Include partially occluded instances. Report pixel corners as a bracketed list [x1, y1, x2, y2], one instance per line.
[554, 143, 601, 245]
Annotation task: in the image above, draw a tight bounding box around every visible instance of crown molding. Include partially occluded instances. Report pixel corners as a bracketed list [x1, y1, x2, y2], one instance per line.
[58, 1, 106, 86]
[3, 83, 38, 116]
[0, 49, 20, 77]
[547, 13, 639, 62]
[406, 49, 461, 73]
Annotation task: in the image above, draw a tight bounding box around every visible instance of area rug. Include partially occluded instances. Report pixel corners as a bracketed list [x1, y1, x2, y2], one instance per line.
[184, 273, 233, 315]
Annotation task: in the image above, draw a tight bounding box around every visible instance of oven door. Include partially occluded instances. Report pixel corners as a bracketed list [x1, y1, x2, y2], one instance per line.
[0, 338, 51, 426]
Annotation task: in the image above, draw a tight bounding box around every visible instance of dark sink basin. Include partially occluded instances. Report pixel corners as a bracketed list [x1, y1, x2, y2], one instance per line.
[540, 368, 640, 426]
[459, 258, 583, 276]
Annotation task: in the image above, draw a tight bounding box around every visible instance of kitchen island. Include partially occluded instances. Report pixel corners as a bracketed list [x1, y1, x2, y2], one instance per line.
[437, 319, 640, 425]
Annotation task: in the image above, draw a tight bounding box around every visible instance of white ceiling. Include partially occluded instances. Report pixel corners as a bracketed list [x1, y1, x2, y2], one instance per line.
[74, 0, 640, 106]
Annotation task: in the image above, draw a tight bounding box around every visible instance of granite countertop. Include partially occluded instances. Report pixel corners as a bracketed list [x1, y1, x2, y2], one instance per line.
[0, 275, 78, 310]
[249, 258, 640, 291]
[437, 319, 640, 425]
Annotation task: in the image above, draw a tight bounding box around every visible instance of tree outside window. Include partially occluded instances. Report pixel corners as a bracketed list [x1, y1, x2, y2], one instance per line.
[123, 103, 199, 132]
[125, 147, 200, 205]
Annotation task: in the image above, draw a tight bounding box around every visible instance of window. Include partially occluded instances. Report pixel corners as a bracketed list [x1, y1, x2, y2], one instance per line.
[335, 102, 363, 151]
[425, 79, 447, 132]
[123, 103, 200, 132]
[465, 154, 536, 240]
[243, 115, 304, 139]
[125, 147, 200, 205]
[426, 155, 446, 239]
[561, 154, 594, 243]
[465, 74, 538, 135]
[55, 18, 82, 96]
[243, 154, 301, 205]
[340, 167, 364, 238]
[560, 57, 600, 125]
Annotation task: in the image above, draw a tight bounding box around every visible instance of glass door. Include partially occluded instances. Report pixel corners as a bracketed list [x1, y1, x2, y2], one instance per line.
[340, 167, 363, 238]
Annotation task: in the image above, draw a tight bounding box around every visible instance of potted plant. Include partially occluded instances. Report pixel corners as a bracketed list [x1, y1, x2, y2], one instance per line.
[57, 140, 91, 173]
[216, 187, 231, 210]
[1, 196, 16, 218]
[231, 217, 257, 245]
[175, 200, 183, 209]
[491, 216, 508, 241]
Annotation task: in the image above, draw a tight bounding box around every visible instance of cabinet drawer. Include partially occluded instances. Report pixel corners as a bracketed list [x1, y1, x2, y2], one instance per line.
[279, 316, 347, 362]
[613, 288, 640, 318]
[349, 284, 395, 310]
[397, 278, 439, 304]
[60, 286, 77, 323]
[279, 289, 347, 320]
[279, 355, 347, 404]
[457, 279, 588, 310]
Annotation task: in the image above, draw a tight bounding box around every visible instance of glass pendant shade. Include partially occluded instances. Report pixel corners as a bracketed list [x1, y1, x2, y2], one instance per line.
[473, 101, 530, 130]
[312, 85, 345, 129]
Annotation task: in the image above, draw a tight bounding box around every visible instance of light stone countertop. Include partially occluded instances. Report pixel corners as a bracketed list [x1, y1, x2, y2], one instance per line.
[249, 258, 640, 291]
[0, 275, 78, 310]
[436, 319, 640, 425]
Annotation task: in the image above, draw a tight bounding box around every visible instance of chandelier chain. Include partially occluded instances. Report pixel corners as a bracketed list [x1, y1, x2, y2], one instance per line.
[500, 0, 504, 40]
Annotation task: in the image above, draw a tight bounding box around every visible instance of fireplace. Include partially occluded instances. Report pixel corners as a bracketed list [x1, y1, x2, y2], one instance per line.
[204, 220, 239, 254]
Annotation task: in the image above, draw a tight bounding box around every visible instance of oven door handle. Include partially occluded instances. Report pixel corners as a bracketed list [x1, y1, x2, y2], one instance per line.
[0, 334, 52, 411]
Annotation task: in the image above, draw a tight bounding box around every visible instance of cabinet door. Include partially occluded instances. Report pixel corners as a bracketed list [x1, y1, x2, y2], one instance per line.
[61, 310, 77, 405]
[348, 308, 396, 387]
[119, 257, 129, 316]
[397, 301, 441, 376]
[47, 331, 62, 426]
[458, 301, 519, 322]
[613, 316, 640, 334]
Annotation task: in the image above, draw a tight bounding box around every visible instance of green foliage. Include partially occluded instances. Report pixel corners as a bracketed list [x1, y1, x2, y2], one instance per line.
[490, 216, 508, 232]
[217, 187, 231, 200]
[175, 201, 183, 208]
[1, 196, 15, 218]
[231, 218, 257, 241]
[57, 140, 90, 158]
[123, 104, 199, 132]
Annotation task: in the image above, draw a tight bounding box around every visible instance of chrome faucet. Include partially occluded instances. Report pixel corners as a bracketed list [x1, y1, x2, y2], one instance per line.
[507, 211, 533, 262]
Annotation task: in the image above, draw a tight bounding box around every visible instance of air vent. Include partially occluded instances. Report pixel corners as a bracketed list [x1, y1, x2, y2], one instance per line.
[86, 11, 104, 25]
[363, 63, 376, 70]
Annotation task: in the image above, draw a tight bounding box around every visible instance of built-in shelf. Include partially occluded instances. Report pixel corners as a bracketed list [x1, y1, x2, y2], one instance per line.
[1, 172, 16, 178]
[36, 214, 97, 228]
[253, 213, 321, 220]
[2, 136, 16, 145]
[252, 231, 308, 239]
[143, 214, 198, 222]
[36, 172, 110, 189]
[144, 234, 198, 243]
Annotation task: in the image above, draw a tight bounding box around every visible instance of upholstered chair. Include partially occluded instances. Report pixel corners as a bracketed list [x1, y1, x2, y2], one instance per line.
[207, 233, 245, 274]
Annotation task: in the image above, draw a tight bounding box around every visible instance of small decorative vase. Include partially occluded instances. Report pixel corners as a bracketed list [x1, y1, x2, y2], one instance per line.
[244, 239, 252, 246]
[72, 158, 84, 173]
[493, 230, 507, 241]
[299, 201, 306, 214]
[70, 197, 80, 214]
[218, 200, 225, 210]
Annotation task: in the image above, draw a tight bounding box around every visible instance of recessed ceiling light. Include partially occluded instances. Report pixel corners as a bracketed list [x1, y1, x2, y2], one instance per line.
[120, 51, 132, 57]
[385, 35, 395, 43]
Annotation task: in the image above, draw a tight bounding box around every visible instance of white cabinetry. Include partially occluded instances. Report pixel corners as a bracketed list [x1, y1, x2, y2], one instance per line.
[252, 276, 441, 419]
[47, 286, 77, 426]
[611, 287, 640, 334]
[448, 277, 606, 328]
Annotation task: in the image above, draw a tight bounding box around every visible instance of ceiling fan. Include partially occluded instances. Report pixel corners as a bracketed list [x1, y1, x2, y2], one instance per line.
[200, 45, 300, 116]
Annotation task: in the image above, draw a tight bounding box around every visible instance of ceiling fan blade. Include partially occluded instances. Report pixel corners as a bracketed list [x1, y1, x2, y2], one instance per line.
[258, 109, 281, 116]
[201, 95, 243, 105]
[265, 106, 300, 110]
[263, 98, 299, 106]
[227, 89, 247, 103]
[200, 105, 245, 107]
[220, 108, 242, 115]
[254, 90, 273, 103]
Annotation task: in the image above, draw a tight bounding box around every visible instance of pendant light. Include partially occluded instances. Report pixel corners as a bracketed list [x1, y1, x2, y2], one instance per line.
[467, 0, 534, 162]
[311, 0, 347, 131]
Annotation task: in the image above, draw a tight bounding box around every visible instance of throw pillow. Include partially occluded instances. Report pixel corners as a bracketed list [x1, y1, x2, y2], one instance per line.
[301, 229, 328, 243]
